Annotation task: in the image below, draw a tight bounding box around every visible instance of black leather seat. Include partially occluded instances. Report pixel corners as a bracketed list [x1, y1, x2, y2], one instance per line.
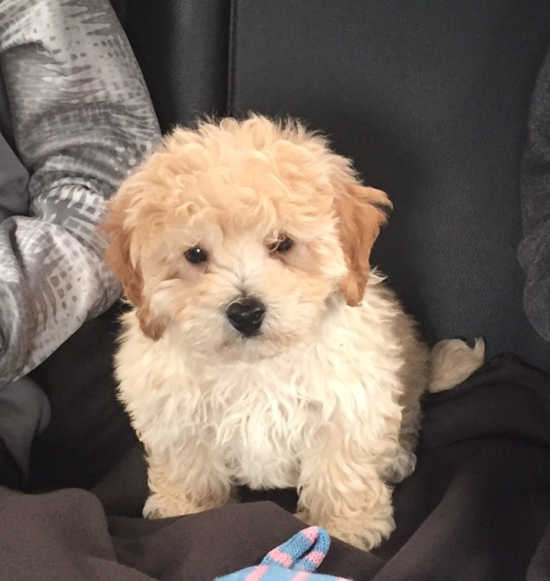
[122, 0, 550, 372]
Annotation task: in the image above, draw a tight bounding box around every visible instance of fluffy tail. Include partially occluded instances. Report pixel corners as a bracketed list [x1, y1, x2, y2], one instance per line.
[428, 338, 485, 393]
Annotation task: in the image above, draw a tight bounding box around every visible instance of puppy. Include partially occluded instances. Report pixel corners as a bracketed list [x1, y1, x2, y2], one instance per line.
[103, 115, 484, 550]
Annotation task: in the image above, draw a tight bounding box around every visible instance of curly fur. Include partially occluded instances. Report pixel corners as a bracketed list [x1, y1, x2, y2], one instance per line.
[103, 115, 484, 550]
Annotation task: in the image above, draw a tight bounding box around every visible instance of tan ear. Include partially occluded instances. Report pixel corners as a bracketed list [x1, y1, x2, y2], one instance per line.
[103, 197, 165, 341]
[334, 181, 392, 306]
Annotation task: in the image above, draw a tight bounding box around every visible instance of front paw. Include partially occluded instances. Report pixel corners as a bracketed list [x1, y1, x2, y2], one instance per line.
[296, 504, 395, 551]
[143, 492, 197, 519]
[383, 449, 417, 484]
[324, 510, 396, 551]
[143, 491, 234, 519]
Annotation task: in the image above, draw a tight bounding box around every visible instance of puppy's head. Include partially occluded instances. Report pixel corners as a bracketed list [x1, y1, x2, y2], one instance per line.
[103, 116, 391, 360]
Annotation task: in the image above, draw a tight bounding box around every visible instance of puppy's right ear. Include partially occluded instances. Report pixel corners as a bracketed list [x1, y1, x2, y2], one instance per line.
[103, 191, 164, 341]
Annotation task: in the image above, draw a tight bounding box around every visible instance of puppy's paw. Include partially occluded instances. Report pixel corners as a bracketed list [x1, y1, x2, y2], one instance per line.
[324, 511, 396, 551]
[143, 493, 195, 519]
[143, 491, 233, 519]
[296, 504, 395, 551]
[383, 449, 417, 484]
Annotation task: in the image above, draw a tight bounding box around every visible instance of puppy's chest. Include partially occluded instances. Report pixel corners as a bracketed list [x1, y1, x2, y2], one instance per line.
[200, 368, 321, 489]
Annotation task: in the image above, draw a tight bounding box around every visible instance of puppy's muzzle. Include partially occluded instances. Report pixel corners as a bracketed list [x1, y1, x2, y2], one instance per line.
[226, 296, 266, 338]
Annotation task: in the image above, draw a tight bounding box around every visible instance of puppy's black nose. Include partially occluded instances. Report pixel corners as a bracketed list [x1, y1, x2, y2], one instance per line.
[226, 297, 266, 337]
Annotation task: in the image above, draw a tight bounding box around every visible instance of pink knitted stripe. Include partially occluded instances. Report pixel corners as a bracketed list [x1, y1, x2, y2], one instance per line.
[306, 550, 326, 567]
[301, 527, 319, 542]
[245, 565, 269, 581]
[268, 547, 293, 567]
[292, 572, 312, 581]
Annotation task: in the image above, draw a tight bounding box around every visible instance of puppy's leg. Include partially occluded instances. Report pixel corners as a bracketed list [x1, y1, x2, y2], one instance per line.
[143, 440, 233, 519]
[297, 434, 395, 551]
[383, 400, 421, 484]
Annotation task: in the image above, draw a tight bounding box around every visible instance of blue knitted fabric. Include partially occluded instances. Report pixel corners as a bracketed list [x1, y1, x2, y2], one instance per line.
[216, 526, 352, 581]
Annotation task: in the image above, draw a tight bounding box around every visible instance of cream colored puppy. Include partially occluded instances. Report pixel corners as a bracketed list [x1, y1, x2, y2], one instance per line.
[103, 115, 483, 550]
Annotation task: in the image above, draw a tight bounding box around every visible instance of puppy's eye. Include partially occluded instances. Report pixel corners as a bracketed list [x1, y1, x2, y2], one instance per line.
[184, 246, 208, 264]
[269, 235, 294, 254]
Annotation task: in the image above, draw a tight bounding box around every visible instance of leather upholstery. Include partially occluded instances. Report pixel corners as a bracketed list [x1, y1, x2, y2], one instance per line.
[123, 0, 231, 132]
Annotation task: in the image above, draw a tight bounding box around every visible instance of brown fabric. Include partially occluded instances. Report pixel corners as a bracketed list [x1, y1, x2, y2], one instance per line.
[1, 354, 550, 581]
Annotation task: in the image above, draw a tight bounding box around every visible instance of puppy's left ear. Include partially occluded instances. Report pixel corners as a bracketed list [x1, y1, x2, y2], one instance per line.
[333, 180, 392, 306]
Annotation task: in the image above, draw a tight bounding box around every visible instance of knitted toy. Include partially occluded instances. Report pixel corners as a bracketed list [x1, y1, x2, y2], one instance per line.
[216, 526, 352, 581]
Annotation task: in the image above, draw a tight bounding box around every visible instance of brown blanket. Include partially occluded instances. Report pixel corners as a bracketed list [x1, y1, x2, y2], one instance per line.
[1, 354, 549, 581]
